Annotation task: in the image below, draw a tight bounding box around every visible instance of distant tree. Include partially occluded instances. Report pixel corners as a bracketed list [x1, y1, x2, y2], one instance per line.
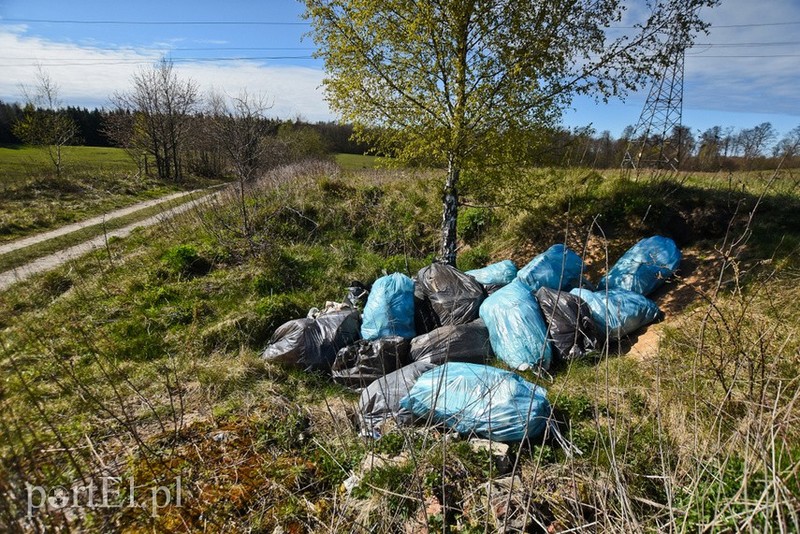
[206, 90, 276, 237]
[0, 100, 23, 144]
[697, 126, 723, 170]
[568, 125, 596, 167]
[277, 121, 330, 163]
[738, 122, 777, 167]
[102, 108, 152, 176]
[13, 67, 79, 177]
[65, 106, 110, 147]
[208, 90, 278, 182]
[111, 59, 199, 182]
[720, 126, 736, 159]
[774, 125, 800, 166]
[593, 130, 614, 168]
[670, 124, 695, 167]
[313, 121, 369, 153]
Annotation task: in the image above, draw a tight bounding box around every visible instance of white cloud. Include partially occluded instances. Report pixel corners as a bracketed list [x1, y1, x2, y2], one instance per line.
[0, 26, 334, 121]
[684, 0, 800, 117]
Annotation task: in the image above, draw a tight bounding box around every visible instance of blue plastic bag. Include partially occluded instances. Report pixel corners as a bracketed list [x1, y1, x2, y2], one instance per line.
[599, 236, 681, 296]
[479, 279, 552, 371]
[517, 244, 584, 292]
[399, 362, 551, 442]
[465, 260, 518, 286]
[570, 288, 661, 340]
[361, 273, 416, 340]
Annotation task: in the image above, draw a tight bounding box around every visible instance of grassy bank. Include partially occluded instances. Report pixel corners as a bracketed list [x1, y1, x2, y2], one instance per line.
[0, 161, 798, 531]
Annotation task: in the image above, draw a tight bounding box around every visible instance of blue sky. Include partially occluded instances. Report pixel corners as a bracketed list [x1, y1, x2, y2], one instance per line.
[1, 0, 799, 141]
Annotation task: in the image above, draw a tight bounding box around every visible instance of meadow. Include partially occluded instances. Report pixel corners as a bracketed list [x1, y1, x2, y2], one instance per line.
[0, 158, 798, 532]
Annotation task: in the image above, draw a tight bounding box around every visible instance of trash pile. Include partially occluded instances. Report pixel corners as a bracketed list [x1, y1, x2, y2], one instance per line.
[262, 236, 681, 443]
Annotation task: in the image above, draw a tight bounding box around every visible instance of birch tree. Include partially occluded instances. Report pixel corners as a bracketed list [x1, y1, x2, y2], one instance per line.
[305, 0, 718, 265]
[14, 67, 79, 177]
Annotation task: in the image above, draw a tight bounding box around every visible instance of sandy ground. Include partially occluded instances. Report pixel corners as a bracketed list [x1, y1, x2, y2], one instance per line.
[0, 189, 220, 291]
[625, 249, 720, 360]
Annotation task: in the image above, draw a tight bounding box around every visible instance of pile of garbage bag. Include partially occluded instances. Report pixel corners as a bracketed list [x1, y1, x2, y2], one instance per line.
[536, 287, 599, 360]
[262, 309, 361, 372]
[332, 336, 409, 389]
[261, 235, 680, 442]
[570, 287, 662, 340]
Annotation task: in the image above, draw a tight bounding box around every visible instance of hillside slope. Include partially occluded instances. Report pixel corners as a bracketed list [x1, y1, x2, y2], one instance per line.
[1, 162, 798, 532]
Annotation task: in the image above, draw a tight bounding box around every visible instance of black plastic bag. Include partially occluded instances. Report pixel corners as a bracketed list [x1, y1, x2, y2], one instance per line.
[409, 320, 494, 365]
[262, 309, 361, 371]
[345, 280, 370, 310]
[535, 287, 599, 361]
[413, 282, 440, 335]
[359, 360, 436, 434]
[417, 263, 487, 326]
[332, 336, 410, 389]
[483, 283, 506, 295]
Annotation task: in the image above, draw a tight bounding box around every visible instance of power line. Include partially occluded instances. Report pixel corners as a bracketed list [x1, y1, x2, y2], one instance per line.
[0, 18, 310, 26]
[709, 20, 800, 28]
[3, 46, 315, 52]
[686, 54, 800, 58]
[609, 20, 800, 29]
[0, 56, 317, 67]
[2, 52, 796, 68]
[5, 42, 796, 52]
[692, 41, 800, 47]
[3, 56, 315, 61]
[4, 16, 800, 29]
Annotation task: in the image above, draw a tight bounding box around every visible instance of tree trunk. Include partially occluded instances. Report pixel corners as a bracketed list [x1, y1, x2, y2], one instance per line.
[440, 157, 459, 266]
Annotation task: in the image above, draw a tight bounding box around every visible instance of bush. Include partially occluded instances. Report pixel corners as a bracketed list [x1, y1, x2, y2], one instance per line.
[161, 244, 212, 278]
[457, 207, 495, 243]
[456, 246, 491, 272]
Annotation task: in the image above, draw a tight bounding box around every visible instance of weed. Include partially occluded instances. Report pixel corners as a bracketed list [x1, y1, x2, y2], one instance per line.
[2, 165, 800, 532]
[457, 245, 491, 271]
[161, 244, 212, 278]
[458, 206, 495, 243]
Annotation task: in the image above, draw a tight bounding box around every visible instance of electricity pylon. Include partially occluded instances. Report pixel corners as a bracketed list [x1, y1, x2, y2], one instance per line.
[622, 5, 694, 174]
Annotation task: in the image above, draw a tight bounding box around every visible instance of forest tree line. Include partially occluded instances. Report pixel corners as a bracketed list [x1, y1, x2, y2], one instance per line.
[2, 97, 798, 175]
[0, 99, 368, 155]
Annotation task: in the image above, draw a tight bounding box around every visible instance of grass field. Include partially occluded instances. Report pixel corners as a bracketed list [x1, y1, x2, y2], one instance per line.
[0, 161, 798, 531]
[334, 152, 384, 170]
[0, 145, 223, 244]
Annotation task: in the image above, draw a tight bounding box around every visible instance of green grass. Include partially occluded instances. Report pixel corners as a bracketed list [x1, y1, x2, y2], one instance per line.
[0, 163, 798, 531]
[0, 145, 225, 243]
[334, 152, 385, 170]
[0, 145, 136, 184]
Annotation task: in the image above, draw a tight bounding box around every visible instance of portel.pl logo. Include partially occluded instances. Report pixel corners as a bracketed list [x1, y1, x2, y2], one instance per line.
[25, 475, 182, 519]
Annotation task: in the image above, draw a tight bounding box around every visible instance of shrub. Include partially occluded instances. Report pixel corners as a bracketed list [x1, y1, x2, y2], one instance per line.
[161, 244, 211, 278]
[457, 207, 495, 243]
[456, 246, 491, 271]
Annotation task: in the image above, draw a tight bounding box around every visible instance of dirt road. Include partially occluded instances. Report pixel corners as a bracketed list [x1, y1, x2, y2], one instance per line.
[0, 189, 219, 291]
[0, 189, 209, 256]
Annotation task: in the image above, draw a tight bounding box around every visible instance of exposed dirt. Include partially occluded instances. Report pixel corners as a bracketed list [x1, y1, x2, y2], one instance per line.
[624, 249, 722, 361]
